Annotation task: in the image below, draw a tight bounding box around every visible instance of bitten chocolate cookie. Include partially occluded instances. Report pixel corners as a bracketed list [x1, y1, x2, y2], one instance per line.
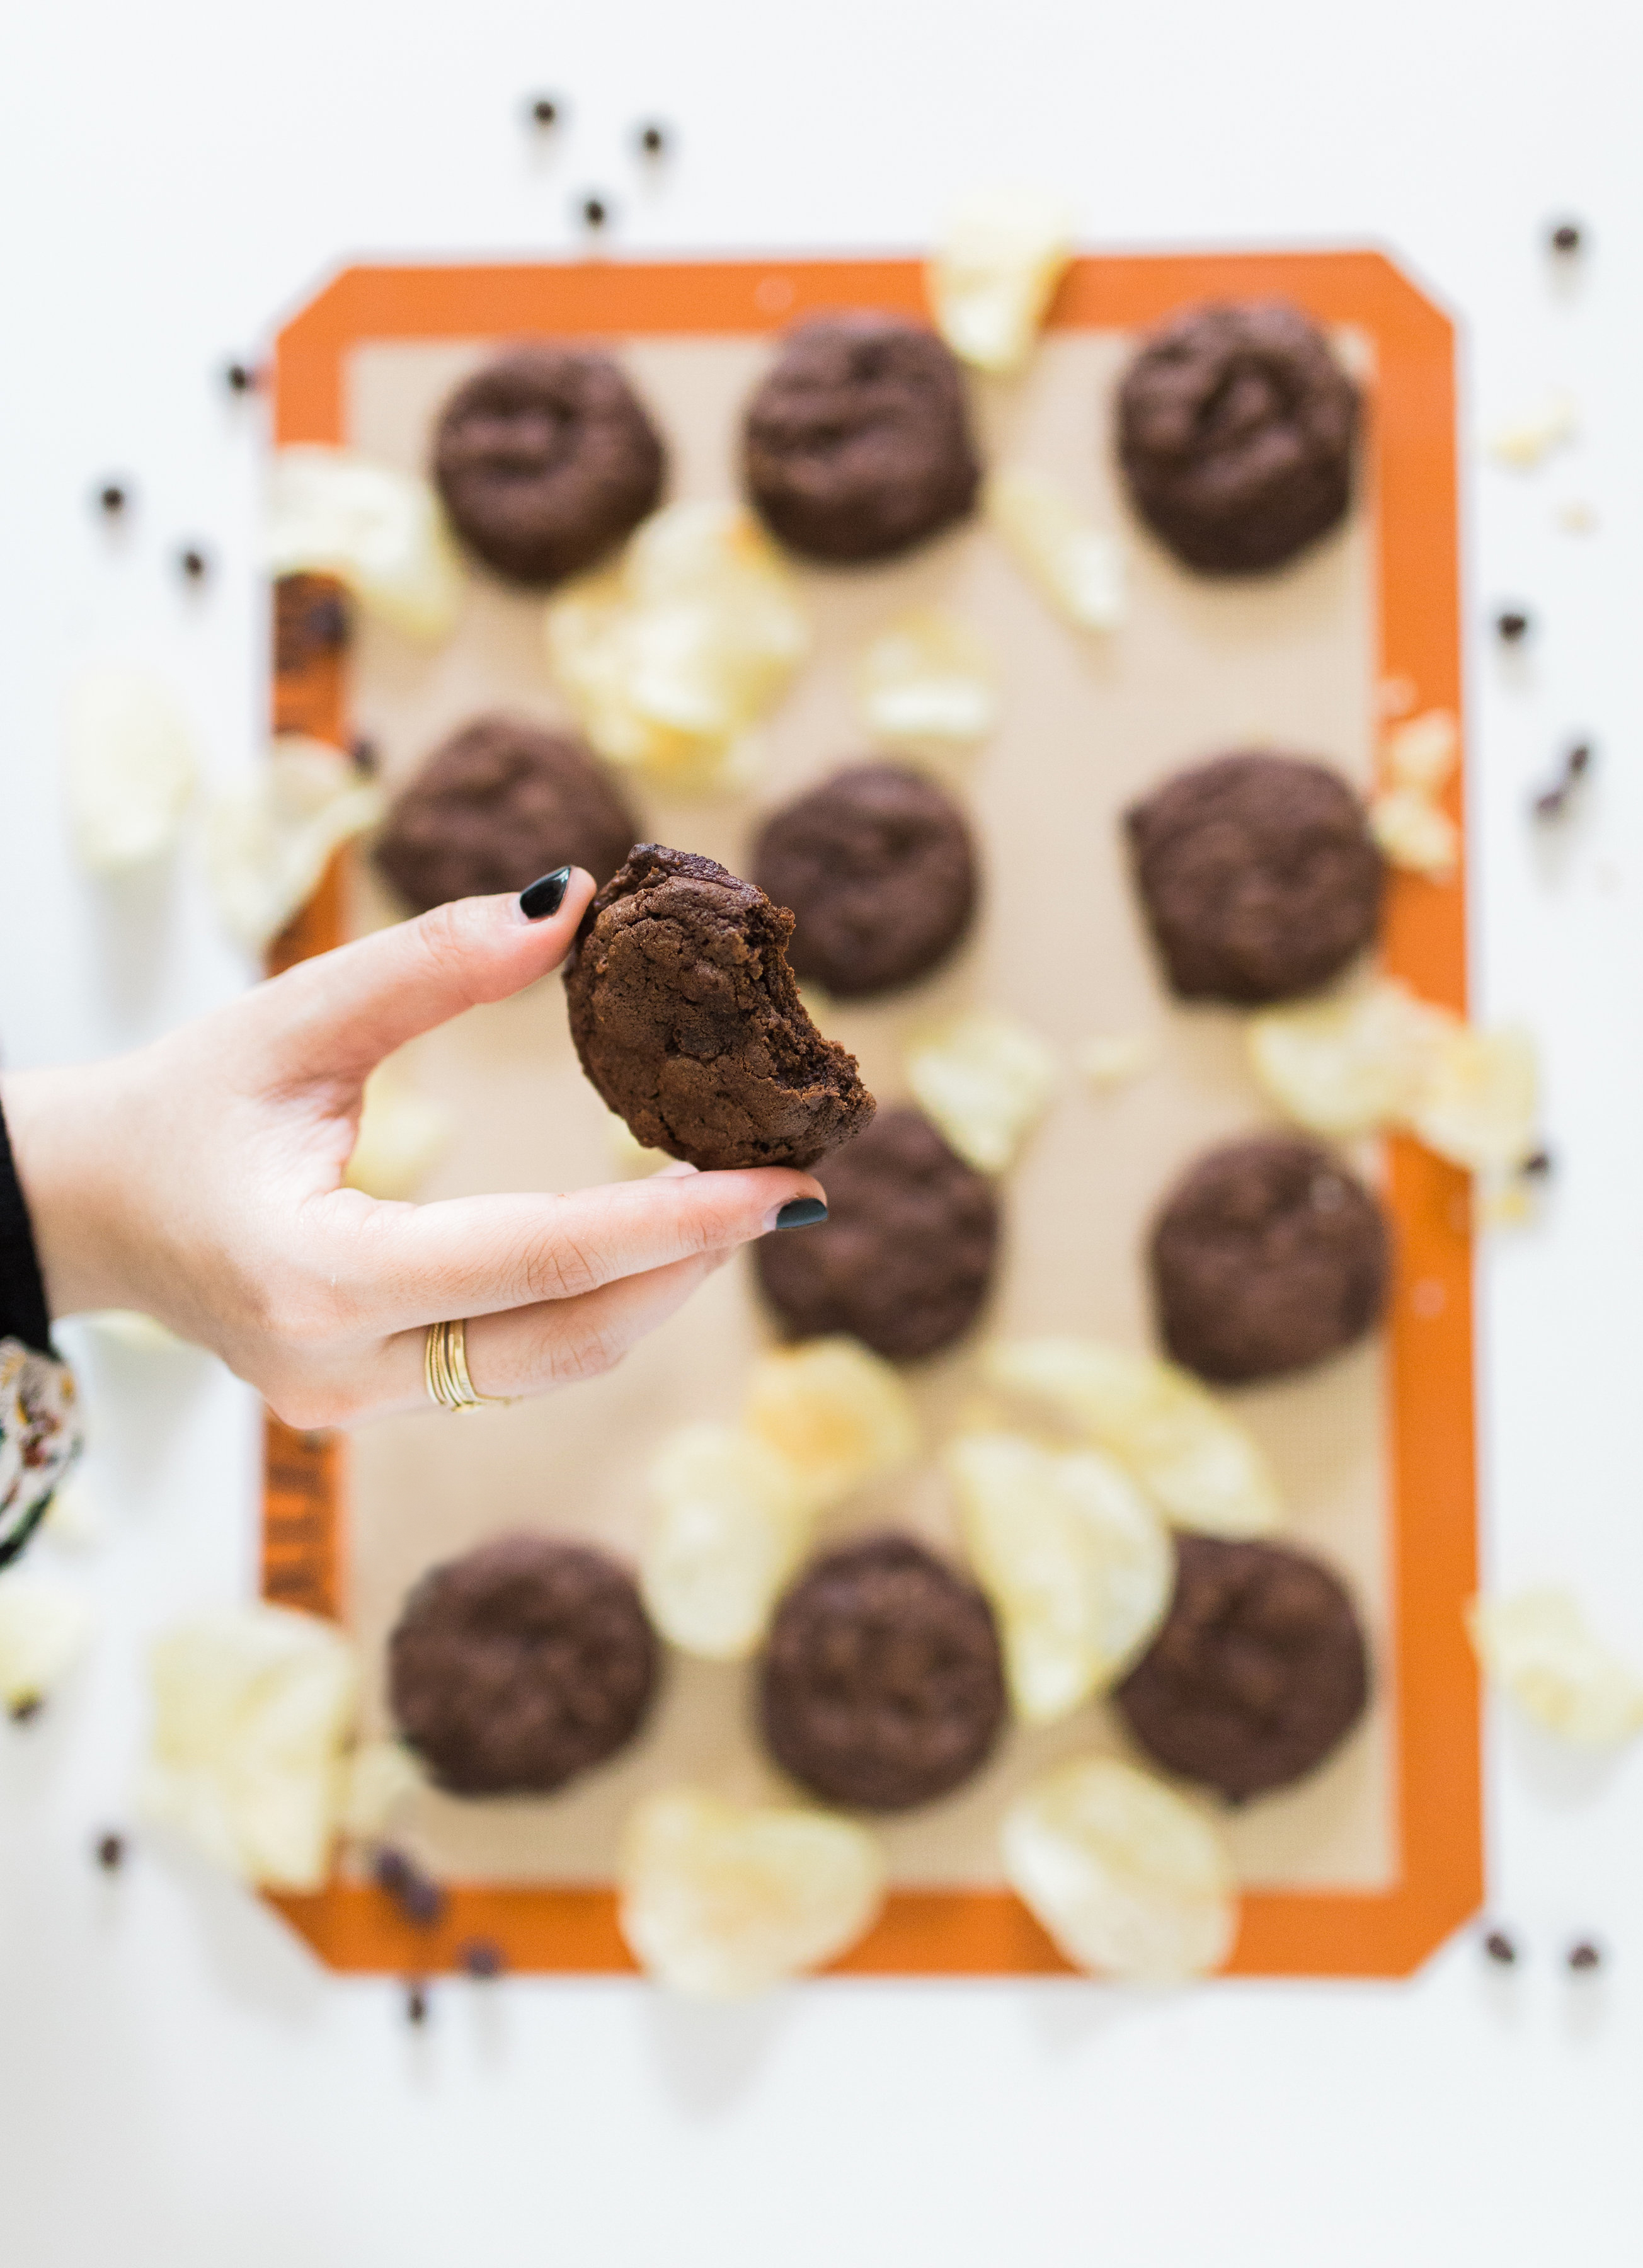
[1125, 750, 1383, 1004]
[759, 1535, 1007, 1812]
[1116, 301, 1360, 575]
[752, 760, 979, 999]
[755, 1107, 999, 1361]
[374, 714, 641, 912]
[1114, 1533, 1370, 1803]
[743, 316, 981, 564]
[432, 346, 665, 588]
[1150, 1134, 1390, 1385]
[387, 1533, 658, 1797]
[564, 844, 876, 1171]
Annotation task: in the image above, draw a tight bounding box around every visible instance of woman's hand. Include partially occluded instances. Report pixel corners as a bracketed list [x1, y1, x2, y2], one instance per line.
[0, 873, 825, 1428]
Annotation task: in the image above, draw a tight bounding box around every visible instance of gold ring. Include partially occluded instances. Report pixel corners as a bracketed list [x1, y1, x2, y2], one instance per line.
[423, 1317, 511, 1414]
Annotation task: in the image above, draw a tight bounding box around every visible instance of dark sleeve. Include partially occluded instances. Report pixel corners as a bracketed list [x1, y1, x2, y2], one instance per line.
[0, 1092, 81, 1569]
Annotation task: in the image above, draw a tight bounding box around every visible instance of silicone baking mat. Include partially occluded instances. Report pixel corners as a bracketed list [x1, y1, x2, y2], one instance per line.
[262, 251, 1478, 1978]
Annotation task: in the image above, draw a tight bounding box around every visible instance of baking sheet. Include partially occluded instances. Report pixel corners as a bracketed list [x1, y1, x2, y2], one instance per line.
[339, 322, 1394, 1896]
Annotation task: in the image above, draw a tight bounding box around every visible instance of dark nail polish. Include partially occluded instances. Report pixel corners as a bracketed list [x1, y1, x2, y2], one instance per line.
[520, 866, 572, 920]
[773, 1197, 828, 1232]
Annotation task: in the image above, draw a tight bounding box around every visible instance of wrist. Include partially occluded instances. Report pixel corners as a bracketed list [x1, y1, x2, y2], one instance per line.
[0, 1064, 140, 1320]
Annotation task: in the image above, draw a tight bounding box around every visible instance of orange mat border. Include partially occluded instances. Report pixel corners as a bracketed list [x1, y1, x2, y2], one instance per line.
[263, 249, 1478, 1980]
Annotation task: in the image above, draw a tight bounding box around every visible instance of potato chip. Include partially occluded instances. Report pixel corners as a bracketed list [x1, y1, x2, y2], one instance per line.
[1487, 391, 1577, 469]
[1370, 787, 1460, 880]
[1075, 1033, 1156, 1091]
[1002, 1755, 1238, 1980]
[1384, 709, 1459, 794]
[618, 1787, 886, 1995]
[142, 1604, 358, 1891]
[856, 607, 999, 748]
[983, 1337, 1283, 1538]
[0, 1578, 95, 1711]
[205, 738, 384, 954]
[1408, 1022, 1538, 1173]
[1468, 1588, 1643, 1744]
[905, 1011, 1060, 1174]
[643, 1424, 811, 1660]
[742, 1338, 919, 1514]
[987, 467, 1126, 631]
[928, 184, 1077, 373]
[343, 1068, 452, 1200]
[336, 1739, 426, 1839]
[1249, 979, 1448, 1139]
[64, 666, 198, 873]
[268, 447, 463, 641]
[544, 501, 808, 791]
[946, 1431, 1172, 1723]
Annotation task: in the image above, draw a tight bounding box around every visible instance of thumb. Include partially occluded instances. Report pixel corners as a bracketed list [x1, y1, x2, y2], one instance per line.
[236, 869, 598, 1083]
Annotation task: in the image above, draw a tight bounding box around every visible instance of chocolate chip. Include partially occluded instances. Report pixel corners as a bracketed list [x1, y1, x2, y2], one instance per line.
[372, 1845, 411, 1893]
[179, 546, 209, 583]
[529, 94, 561, 127]
[9, 1696, 42, 1724]
[1550, 222, 1583, 255]
[1483, 1928, 1518, 1966]
[97, 481, 129, 517]
[372, 1843, 448, 1929]
[1532, 742, 1593, 822]
[350, 736, 379, 776]
[94, 1831, 127, 1872]
[637, 122, 667, 156]
[404, 1980, 430, 2025]
[224, 362, 257, 394]
[1496, 610, 1530, 643]
[1567, 1939, 1603, 1973]
[459, 1937, 505, 1979]
[579, 193, 610, 229]
[1520, 1149, 1553, 1178]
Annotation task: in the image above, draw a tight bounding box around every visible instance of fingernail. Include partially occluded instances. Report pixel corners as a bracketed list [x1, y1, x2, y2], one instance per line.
[519, 867, 572, 920]
[770, 1196, 828, 1232]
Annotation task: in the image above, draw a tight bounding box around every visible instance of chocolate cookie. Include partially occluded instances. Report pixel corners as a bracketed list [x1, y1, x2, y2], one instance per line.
[373, 714, 640, 912]
[564, 843, 875, 1171]
[1150, 1134, 1390, 1384]
[1114, 1533, 1370, 1802]
[387, 1533, 658, 1797]
[752, 760, 979, 999]
[1116, 301, 1360, 576]
[759, 1535, 1007, 1812]
[743, 316, 981, 564]
[1125, 750, 1383, 1004]
[755, 1108, 999, 1361]
[432, 346, 666, 588]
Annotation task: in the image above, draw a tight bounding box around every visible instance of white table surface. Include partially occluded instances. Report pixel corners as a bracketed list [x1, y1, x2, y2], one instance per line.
[1, 2, 1640, 2259]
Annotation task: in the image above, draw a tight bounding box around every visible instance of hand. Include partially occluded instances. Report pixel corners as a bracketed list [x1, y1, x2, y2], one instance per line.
[0, 874, 825, 1428]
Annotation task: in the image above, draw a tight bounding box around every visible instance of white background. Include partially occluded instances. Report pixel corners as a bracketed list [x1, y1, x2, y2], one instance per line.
[1, 1, 1640, 2259]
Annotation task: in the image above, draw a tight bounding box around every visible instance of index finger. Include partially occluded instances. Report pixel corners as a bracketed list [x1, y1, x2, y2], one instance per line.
[233, 873, 598, 1085]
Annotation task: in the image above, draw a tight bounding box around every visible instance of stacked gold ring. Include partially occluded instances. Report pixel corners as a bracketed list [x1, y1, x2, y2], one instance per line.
[423, 1317, 511, 1414]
